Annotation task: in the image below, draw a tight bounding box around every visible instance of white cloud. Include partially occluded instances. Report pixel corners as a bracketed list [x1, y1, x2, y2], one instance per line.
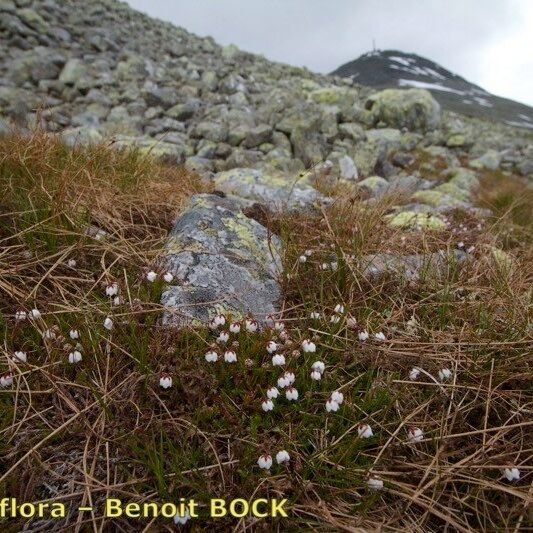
[126, 0, 533, 106]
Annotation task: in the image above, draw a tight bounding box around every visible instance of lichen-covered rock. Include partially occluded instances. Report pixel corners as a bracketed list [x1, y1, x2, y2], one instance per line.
[410, 189, 467, 209]
[213, 167, 328, 210]
[387, 174, 428, 195]
[338, 155, 358, 180]
[338, 122, 366, 142]
[446, 167, 480, 191]
[352, 140, 382, 177]
[361, 250, 466, 280]
[242, 124, 273, 148]
[446, 134, 470, 148]
[290, 127, 327, 167]
[366, 127, 402, 145]
[58, 58, 88, 86]
[469, 150, 501, 171]
[161, 194, 282, 325]
[357, 175, 389, 197]
[433, 182, 470, 202]
[365, 88, 441, 132]
[386, 210, 446, 230]
[308, 86, 357, 107]
[112, 135, 189, 163]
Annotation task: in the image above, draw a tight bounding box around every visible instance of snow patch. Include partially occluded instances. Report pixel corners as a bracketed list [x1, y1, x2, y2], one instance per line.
[389, 55, 412, 66]
[473, 96, 492, 108]
[505, 120, 533, 130]
[423, 67, 445, 80]
[398, 79, 465, 95]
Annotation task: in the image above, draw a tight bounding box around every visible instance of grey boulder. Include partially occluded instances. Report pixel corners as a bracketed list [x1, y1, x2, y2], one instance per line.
[161, 194, 282, 326]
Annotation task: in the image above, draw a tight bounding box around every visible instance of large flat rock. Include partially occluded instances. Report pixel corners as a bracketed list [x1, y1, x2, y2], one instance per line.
[213, 167, 328, 211]
[161, 193, 282, 325]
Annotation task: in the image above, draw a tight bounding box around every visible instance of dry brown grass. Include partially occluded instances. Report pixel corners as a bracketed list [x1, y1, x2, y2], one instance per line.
[0, 132, 531, 531]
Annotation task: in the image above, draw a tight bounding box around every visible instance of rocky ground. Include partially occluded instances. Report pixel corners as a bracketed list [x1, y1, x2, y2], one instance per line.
[2, 0, 531, 321]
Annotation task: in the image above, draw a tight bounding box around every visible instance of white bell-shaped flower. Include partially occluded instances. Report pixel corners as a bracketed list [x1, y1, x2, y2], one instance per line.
[159, 373, 172, 389]
[357, 423, 373, 439]
[276, 450, 290, 464]
[68, 351, 82, 364]
[257, 454, 272, 469]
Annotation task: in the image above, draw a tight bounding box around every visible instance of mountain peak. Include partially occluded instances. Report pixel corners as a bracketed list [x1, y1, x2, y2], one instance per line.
[332, 50, 533, 129]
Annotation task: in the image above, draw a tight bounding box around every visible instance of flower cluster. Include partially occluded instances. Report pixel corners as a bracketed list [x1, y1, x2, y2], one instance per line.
[257, 449, 290, 469]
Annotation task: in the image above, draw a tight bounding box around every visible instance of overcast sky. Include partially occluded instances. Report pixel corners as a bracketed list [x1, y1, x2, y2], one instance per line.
[126, 0, 533, 106]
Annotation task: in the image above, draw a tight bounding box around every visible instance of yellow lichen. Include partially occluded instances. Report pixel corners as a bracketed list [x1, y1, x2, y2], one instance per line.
[386, 210, 446, 230]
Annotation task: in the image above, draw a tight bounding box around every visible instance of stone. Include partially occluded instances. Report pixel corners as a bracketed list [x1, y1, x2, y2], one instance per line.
[213, 167, 328, 211]
[469, 150, 501, 171]
[116, 54, 152, 80]
[221, 44, 241, 61]
[391, 151, 414, 168]
[338, 122, 366, 142]
[366, 128, 401, 145]
[192, 121, 228, 143]
[142, 83, 179, 109]
[361, 250, 466, 281]
[446, 134, 468, 148]
[167, 100, 199, 121]
[320, 107, 339, 141]
[224, 149, 263, 169]
[18, 8, 48, 32]
[364, 88, 441, 132]
[410, 190, 466, 209]
[276, 102, 322, 135]
[447, 168, 480, 191]
[338, 155, 358, 180]
[434, 182, 470, 202]
[290, 128, 326, 167]
[517, 159, 533, 177]
[113, 135, 187, 163]
[58, 59, 87, 86]
[387, 174, 426, 196]
[201, 70, 218, 91]
[308, 86, 357, 107]
[386, 210, 446, 230]
[357, 176, 388, 197]
[184, 156, 214, 174]
[227, 125, 249, 146]
[195, 139, 218, 159]
[161, 194, 282, 326]
[243, 124, 272, 148]
[352, 141, 381, 177]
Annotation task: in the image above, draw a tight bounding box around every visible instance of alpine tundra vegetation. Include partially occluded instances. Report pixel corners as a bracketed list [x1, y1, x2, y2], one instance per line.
[0, 0, 532, 531]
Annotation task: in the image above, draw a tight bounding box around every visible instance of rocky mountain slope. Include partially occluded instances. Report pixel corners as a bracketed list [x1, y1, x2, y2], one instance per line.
[332, 50, 533, 129]
[1, 0, 532, 183]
